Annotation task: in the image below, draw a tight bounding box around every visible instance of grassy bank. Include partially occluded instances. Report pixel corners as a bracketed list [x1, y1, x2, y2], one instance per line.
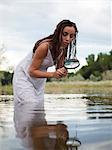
[45, 80, 112, 94]
[0, 85, 13, 95]
[0, 80, 112, 95]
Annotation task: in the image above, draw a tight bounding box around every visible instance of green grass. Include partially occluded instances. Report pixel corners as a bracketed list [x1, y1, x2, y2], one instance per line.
[0, 85, 13, 95]
[45, 80, 112, 94]
[0, 80, 112, 95]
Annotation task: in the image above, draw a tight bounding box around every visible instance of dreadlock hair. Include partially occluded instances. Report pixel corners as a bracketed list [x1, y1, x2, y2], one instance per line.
[33, 19, 78, 65]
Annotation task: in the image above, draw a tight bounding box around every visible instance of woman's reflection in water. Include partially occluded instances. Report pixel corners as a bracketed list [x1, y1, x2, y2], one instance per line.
[14, 101, 69, 150]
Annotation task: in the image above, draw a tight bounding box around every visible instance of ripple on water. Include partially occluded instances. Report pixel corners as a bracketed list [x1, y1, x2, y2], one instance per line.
[0, 94, 112, 150]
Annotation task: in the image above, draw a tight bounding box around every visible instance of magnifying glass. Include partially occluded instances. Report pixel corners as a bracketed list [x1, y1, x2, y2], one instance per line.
[64, 58, 80, 69]
[64, 41, 80, 69]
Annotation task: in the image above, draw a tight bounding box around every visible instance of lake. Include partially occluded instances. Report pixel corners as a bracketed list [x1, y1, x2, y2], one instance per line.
[0, 94, 112, 150]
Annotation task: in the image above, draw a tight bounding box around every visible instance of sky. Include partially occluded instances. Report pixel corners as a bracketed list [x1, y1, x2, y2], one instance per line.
[0, 0, 111, 71]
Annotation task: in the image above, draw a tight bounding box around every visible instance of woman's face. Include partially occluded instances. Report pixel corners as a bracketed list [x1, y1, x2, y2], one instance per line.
[60, 26, 76, 48]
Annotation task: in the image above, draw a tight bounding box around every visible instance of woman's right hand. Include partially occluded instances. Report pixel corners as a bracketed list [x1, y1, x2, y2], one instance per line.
[52, 67, 68, 79]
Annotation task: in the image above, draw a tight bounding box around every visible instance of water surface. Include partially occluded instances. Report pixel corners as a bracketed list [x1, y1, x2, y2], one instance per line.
[0, 94, 112, 150]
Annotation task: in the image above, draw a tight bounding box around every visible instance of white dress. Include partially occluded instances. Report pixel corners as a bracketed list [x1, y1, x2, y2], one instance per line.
[13, 48, 54, 108]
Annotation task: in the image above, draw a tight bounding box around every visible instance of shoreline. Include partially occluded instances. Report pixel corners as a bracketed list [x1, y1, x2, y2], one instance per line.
[0, 80, 112, 95]
[45, 80, 112, 94]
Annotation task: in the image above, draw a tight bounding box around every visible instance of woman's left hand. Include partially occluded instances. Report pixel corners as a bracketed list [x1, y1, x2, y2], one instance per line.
[56, 67, 68, 78]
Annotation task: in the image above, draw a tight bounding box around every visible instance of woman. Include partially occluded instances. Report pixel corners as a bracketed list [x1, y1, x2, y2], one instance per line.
[13, 19, 78, 107]
[14, 102, 69, 150]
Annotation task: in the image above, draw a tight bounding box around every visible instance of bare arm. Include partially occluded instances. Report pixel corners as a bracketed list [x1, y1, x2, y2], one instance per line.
[28, 42, 68, 78]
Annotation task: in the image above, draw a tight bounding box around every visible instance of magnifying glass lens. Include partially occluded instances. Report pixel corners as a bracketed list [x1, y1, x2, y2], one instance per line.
[64, 59, 80, 69]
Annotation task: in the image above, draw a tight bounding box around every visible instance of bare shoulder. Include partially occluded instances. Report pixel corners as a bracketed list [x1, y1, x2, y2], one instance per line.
[34, 42, 49, 58]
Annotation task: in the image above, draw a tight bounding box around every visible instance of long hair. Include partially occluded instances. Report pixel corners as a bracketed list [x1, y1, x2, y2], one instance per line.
[33, 20, 78, 66]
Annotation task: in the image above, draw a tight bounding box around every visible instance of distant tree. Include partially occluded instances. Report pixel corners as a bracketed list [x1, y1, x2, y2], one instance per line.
[79, 50, 112, 80]
[79, 66, 92, 79]
[0, 71, 13, 86]
[86, 54, 95, 66]
[96, 52, 112, 71]
[109, 50, 112, 55]
[108, 50, 112, 69]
